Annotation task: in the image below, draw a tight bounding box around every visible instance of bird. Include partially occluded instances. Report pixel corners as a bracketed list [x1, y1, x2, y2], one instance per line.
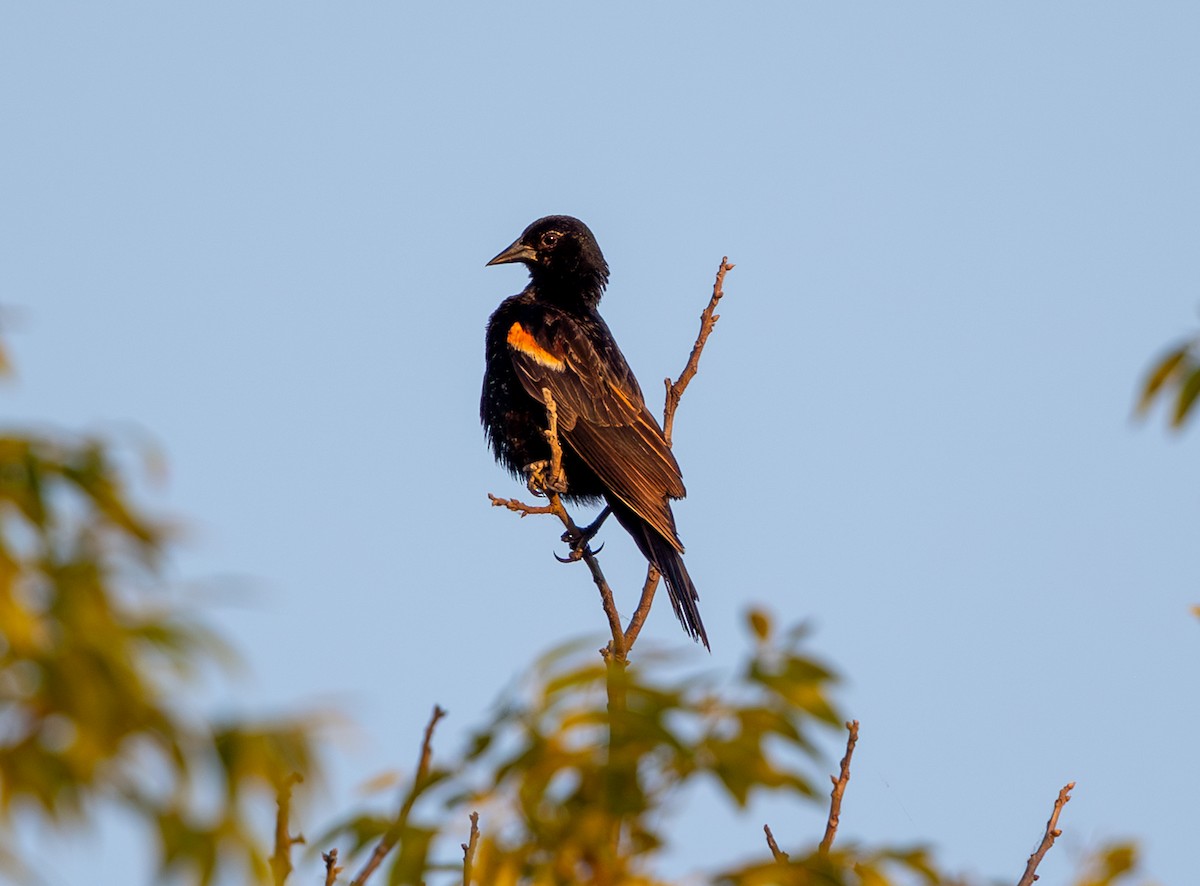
[481, 215, 708, 648]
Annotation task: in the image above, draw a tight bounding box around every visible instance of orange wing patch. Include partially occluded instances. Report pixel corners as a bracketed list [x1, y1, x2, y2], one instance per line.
[507, 322, 565, 370]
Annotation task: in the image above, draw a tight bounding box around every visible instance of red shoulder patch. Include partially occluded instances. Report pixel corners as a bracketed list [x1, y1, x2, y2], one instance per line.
[507, 322, 565, 370]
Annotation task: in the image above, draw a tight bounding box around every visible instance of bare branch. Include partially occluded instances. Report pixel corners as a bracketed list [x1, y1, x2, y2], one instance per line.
[541, 387, 566, 491]
[488, 493, 557, 518]
[763, 824, 789, 863]
[489, 392, 581, 538]
[270, 772, 304, 886]
[1017, 782, 1075, 886]
[461, 812, 480, 886]
[412, 706, 446, 795]
[621, 565, 660, 652]
[322, 849, 342, 886]
[351, 705, 448, 885]
[490, 486, 621, 656]
[663, 257, 734, 446]
[490, 393, 625, 651]
[583, 549, 627, 658]
[819, 720, 860, 854]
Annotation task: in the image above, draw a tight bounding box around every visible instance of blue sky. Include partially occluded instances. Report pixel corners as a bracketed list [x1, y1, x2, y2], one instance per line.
[3, 3, 1198, 884]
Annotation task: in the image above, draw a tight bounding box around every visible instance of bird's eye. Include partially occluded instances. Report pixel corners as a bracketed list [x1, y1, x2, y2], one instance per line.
[540, 232, 560, 248]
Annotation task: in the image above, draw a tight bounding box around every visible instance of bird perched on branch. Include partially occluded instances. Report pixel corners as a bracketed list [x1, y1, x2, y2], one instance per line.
[481, 215, 708, 648]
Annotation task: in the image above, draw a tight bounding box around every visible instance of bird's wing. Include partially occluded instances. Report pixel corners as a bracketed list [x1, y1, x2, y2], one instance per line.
[504, 314, 686, 550]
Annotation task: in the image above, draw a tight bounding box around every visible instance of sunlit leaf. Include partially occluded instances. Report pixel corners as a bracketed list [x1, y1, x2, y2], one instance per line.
[748, 608, 772, 641]
[1136, 343, 1190, 413]
[1172, 365, 1200, 427]
[312, 812, 393, 858]
[1075, 841, 1140, 886]
[386, 824, 436, 886]
[358, 769, 404, 794]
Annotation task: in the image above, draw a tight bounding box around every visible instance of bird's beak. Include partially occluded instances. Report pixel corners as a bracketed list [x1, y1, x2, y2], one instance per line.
[486, 238, 537, 267]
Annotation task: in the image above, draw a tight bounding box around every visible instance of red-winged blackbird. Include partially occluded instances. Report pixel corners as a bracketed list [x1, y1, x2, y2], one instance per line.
[482, 215, 708, 648]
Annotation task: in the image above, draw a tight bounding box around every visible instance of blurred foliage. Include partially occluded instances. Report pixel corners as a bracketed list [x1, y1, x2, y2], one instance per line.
[1073, 842, 1141, 886]
[0, 430, 320, 884]
[718, 843, 950, 886]
[309, 614, 1147, 886]
[1137, 332, 1200, 429]
[0, 344, 1153, 886]
[455, 615, 843, 885]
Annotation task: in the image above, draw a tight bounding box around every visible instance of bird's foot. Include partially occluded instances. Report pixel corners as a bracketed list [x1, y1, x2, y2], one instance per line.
[557, 506, 612, 562]
[524, 460, 568, 498]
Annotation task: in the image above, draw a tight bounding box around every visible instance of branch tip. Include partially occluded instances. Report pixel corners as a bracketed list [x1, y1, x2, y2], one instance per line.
[270, 772, 304, 885]
[819, 720, 860, 854]
[1016, 781, 1076, 886]
[663, 256, 733, 445]
[764, 823, 789, 863]
[462, 811, 480, 886]
[322, 849, 343, 886]
[350, 705, 448, 885]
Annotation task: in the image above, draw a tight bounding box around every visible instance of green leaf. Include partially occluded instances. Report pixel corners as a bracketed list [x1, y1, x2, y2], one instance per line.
[1137, 343, 1190, 413]
[747, 608, 772, 641]
[311, 812, 393, 858]
[386, 824, 436, 885]
[1172, 365, 1200, 427]
[1075, 840, 1139, 886]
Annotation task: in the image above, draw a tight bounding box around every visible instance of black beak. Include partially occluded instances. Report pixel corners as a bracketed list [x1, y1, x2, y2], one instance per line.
[486, 238, 537, 267]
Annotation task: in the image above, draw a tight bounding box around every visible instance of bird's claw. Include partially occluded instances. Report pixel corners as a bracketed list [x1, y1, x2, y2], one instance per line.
[556, 527, 588, 562]
[524, 460, 568, 497]
[553, 540, 603, 564]
[559, 506, 611, 562]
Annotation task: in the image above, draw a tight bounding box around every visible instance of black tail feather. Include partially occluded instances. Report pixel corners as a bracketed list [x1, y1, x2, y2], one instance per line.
[608, 500, 709, 650]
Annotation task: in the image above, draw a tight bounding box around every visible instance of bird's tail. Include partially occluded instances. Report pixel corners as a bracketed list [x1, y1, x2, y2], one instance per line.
[609, 501, 709, 650]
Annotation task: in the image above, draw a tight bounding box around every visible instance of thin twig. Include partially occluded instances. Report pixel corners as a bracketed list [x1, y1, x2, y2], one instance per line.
[663, 257, 734, 446]
[488, 392, 581, 539]
[351, 705, 448, 885]
[584, 550, 627, 658]
[763, 824, 789, 863]
[269, 773, 304, 886]
[631, 256, 730, 650]
[491, 489, 625, 665]
[322, 849, 342, 886]
[542, 387, 565, 490]
[488, 493, 557, 518]
[489, 491, 583, 545]
[490, 490, 618, 655]
[1017, 782, 1076, 886]
[409, 707, 446, 804]
[461, 812, 480, 886]
[621, 565, 660, 652]
[491, 393, 618, 635]
[819, 720, 860, 854]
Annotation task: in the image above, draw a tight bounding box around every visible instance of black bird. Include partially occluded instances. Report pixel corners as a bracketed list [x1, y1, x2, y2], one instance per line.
[481, 215, 708, 648]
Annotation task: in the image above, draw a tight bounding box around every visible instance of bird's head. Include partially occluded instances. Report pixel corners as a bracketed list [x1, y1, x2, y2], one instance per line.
[487, 215, 609, 303]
